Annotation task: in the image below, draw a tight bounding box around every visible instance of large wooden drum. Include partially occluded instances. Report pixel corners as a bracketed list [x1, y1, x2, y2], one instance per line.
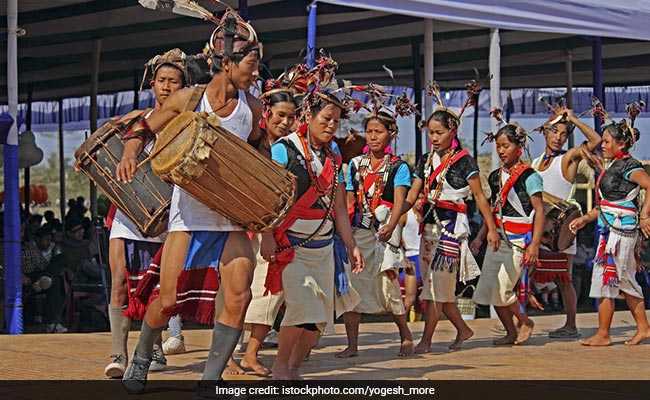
[150, 111, 296, 232]
[541, 192, 582, 252]
[74, 110, 173, 237]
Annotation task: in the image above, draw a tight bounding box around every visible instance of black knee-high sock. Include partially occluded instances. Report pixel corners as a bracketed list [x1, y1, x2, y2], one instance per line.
[201, 322, 241, 380]
[134, 320, 164, 359]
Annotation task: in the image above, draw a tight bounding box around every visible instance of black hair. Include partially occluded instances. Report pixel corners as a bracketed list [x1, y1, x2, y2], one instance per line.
[363, 111, 398, 135]
[426, 109, 460, 132]
[152, 63, 186, 86]
[185, 55, 211, 85]
[267, 91, 297, 108]
[495, 124, 527, 147]
[545, 120, 576, 136]
[604, 121, 640, 151]
[209, 48, 260, 76]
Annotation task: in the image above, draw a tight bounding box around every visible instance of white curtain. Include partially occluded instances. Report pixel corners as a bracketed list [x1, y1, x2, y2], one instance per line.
[319, 0, 650, 41]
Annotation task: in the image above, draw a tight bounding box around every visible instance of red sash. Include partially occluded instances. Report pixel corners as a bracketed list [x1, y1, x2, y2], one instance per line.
[264, 155, 339, 295]
[426, 149, 469, 189]
[497, 163, 532, 213]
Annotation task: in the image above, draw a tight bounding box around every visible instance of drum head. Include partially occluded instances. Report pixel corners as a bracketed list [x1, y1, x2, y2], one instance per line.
[151, 111, 198, 177]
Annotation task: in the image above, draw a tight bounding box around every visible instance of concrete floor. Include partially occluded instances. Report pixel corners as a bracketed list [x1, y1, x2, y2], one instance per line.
[2, 311, 649, 382]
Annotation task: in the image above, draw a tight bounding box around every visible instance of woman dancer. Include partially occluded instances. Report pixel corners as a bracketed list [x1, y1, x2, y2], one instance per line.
[570, 100, 650, 346]
[394, 82, 499, 353]
[241, 69, 303, 376]
[472, 111, 544, 345]
[260, 87, 364, 380]
[338, 85, 418, 358]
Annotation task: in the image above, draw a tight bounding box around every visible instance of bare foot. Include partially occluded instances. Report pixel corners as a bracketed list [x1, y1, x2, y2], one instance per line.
[413, 341, 432, 354]
[493, 334, 517, 345]
[398, 339, 414, 357]
[223, 358, 245, 375]
[624, 330, 650, 345]
[449, 328, 474, 351]
[271, 365, 292, 380]
[515, 320, 535, 345]
[579, 334, 612, 347]
[335, 347, 358, 358]
[240, 356, 271, 376]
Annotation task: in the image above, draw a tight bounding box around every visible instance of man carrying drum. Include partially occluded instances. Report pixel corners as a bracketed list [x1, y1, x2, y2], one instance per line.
[530, 104, 601, 339]
[104, 48, 188, 379]
[116, 9, 264, 393]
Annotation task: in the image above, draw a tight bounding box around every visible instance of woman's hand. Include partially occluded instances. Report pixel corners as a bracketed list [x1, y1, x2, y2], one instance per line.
[376, 222, 396, 242]
[469, 238, 482, 255]
[524, 243, 540, 266]
[569, 216, 588, 234]
[486, 229, 500, 252]
[349, 245, 364, 273]
[260, 233, 278, 263]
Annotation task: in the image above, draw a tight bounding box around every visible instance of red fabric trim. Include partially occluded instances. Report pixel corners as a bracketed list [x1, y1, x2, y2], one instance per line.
[599, 200, 637, 212]
[264, 157, 337, 295]
[132, 245, 163, 312]
[105, 204, 117, 230]
[435, 200, 467, 213]
[499, 163, 532, 211]
[426, 149, 469, 189]
[495, 218, 533, 234]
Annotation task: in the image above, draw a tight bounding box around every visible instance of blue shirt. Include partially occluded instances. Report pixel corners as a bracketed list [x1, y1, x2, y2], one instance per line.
[524, 172, 544, 197]
[345, 161, 411, 192]
[271, 140, 345, 183]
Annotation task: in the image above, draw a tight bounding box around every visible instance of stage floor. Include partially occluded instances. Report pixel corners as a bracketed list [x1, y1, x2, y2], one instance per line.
[1, 311, 649, 381]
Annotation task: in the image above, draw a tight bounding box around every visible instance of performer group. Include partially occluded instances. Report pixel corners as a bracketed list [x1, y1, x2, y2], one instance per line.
[83, 4, 650, 392]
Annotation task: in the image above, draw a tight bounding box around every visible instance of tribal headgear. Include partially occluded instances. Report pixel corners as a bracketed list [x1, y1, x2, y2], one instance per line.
[207, 8, 262, 63]
[591, 96, 644, 148]
[140, 1, 261, 61]
[482, 108, 532, 148]
[299, 51, 350, 122]
[420, 80, 481, 132]
[140, 48, 189, 91]
[258, 63, 310, 130]
[345, 83, 419, 136]
[533, 96, 577, 135]
[261, 63, 310, 101]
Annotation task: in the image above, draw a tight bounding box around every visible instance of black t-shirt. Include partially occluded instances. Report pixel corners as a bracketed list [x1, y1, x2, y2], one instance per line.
[488, 168, 537, 217]
[414, 152, 479, 224]
[599, 157, 643, 202]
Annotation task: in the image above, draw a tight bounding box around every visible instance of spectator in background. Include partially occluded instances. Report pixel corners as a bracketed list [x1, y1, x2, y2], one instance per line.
[26, 214, 43, 239]
[22, 226, 68, 333]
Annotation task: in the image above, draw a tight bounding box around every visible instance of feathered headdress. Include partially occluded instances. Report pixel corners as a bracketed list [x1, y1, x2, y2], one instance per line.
[298, 51, 350, 121]
[343, 83, 418, 135]
[591, 96, 643, 147]
[262, 63, 310, 99]
[419, 80, 481, 130]
[482, 107, 531, 148]
[140, 1, 262, 61]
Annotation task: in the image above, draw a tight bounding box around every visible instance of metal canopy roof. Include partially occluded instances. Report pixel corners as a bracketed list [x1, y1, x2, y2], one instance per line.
[1, 0, 648, 103]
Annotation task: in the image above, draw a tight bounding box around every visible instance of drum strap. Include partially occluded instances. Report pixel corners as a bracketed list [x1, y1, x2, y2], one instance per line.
[183, 84, 208, 112]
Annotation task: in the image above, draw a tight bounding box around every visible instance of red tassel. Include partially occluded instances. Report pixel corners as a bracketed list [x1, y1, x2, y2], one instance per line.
[602, 263, 619, 287]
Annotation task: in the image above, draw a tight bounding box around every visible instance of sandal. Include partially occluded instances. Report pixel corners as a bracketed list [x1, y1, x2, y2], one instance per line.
[548, 327, 580, 339]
